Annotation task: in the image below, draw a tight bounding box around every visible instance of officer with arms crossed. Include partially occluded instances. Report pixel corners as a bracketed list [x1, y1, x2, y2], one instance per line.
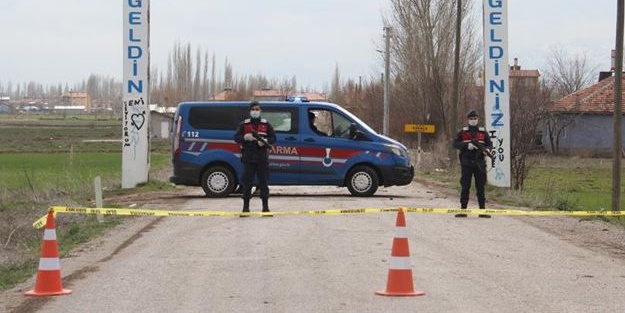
[234, 101, 276, 216]
[453, 109, 493, 218]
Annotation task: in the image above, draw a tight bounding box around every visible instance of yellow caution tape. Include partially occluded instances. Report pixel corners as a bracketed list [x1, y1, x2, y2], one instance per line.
[33, 206, 625, 229]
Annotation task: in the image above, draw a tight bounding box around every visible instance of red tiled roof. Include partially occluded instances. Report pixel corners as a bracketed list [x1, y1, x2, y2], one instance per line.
[253, 90, 287, 97]
[510, 69, 540, 78]
[294, 92, 327, 101]
[251, 90, 327, 101]
[64, 92, 89, 98]
[213, 90, 237, 100]
[550, 76, 625, 114]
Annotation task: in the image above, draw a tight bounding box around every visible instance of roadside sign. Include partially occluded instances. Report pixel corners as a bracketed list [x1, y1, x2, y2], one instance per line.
[404, 124, 435, 133]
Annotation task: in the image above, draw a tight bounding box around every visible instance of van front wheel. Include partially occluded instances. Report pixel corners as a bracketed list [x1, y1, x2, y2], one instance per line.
[346, 166, 379, 197]
[201, 166, 236, 197]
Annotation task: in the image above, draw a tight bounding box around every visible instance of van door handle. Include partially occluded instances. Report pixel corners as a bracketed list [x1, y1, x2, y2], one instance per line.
[284, 136, 297, 141]
[304, 138, 315, 142]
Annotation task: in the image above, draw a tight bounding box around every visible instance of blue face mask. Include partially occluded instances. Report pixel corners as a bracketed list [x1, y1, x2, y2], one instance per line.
[250, 110, 261, 119]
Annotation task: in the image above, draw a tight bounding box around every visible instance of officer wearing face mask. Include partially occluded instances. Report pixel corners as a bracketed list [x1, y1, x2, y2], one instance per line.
[234, 101, 276, 216]
[453, 109, 493, 218]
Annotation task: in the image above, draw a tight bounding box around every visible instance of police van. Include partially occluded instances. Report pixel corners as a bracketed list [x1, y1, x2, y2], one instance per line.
[170, 100, 414, 197]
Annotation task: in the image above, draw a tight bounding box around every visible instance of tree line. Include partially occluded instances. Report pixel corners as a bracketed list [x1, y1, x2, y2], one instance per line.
[0, 0, 599, 189]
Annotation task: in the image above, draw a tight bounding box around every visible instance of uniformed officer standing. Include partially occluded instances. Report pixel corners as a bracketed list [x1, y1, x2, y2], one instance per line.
[234, 101, 276, 216]
[453, 109, 493, 218]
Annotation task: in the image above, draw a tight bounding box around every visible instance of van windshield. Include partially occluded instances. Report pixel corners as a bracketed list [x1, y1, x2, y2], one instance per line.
[334, 106, 378, 135]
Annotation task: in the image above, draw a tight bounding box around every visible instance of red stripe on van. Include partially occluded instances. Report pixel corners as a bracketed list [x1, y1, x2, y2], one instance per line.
[297, 147, 360, 159]
[210, 142, 240, 152]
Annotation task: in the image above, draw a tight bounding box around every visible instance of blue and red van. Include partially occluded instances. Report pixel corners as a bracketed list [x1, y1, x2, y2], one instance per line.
[170, 100, 413, 197]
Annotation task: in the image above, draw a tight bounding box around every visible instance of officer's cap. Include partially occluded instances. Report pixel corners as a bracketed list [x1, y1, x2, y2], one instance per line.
[466, 109, 479, 118]
[249, 101, 261, 110]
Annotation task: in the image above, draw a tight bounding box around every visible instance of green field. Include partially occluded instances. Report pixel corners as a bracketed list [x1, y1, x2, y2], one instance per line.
[0, 114, 171, 195]
[0, 152, 169, 194]
[525, 167, 625, 211]
[0, 115, 169, 153]
[0, 114, 174, 291]
[422, 155, 625, 214]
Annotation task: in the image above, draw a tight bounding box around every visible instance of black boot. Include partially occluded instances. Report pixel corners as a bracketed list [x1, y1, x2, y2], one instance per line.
[478, 207, 491, 218]
[240, 199, 250, 217]
[455, 207, 467, 218]
[261, 198, 272, 217]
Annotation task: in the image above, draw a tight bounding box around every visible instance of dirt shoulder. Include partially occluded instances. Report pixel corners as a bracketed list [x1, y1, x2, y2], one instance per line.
[414, 176, 625, 261]
[1, 186, 201, 313]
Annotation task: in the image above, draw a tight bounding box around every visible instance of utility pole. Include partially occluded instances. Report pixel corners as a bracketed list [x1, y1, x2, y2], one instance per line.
[452, 0, 461, 135]
[613, 0, 624, 211]
[383, 26, 391, 136]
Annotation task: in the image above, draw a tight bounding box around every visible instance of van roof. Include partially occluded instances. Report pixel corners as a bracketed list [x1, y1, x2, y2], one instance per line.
[175, 100, 379, 140]
[177, 101, 342, 110]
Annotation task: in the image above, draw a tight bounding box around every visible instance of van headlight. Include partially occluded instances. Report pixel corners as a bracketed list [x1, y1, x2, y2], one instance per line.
[386, 144, 406, 157]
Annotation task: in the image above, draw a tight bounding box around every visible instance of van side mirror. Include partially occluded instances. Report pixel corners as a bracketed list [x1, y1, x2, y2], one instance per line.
[349, 123, 368, 140]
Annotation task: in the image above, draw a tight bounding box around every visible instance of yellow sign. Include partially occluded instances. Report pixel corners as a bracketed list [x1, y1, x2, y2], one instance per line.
[404, 124, 435, 133]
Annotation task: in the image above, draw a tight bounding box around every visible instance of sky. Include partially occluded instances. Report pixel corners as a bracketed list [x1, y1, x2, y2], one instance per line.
[0, 0, 619, 92]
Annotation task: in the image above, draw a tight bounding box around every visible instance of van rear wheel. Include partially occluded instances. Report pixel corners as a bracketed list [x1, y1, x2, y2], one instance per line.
[346, 166, 379, 197]
[201, 166, 236, 197]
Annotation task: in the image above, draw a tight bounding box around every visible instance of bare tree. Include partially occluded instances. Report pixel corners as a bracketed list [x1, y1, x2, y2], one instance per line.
[201, 52, 209, 100]
[386, 0, 481, 141]
[545, 46, 597, 98]
[509, 79, 551, 189]
[193, 48, 202, 100]
[210, 53, 217, 99]
[543, 46, 596, 155]
[545, 112, 577, 155]
[329, 64, 345, 105]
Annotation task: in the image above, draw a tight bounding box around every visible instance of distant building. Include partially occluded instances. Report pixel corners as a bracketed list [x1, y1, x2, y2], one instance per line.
[509, 58, 540, 89]
[253, 90, 288, 101]
[252, 90, 327, 101]
[0, 101, 11, 113]
[212, 90, 239, 101]
[290, 92, 327, 101]
[209, 89, 328, 102]
[545, 74, 625, 156]
[62, 91, 91, 109]
[150, 111, 174, 139]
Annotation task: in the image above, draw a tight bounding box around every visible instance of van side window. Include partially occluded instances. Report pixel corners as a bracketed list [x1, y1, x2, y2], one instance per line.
[188, 106, 245, 130]
[309, 109, 352, 139]
[331, 112, 353, 139]
[262, 107, 298, 133]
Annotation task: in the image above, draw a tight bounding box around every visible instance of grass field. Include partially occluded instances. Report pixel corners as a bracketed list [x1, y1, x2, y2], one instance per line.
[0, 115, 169, 153]
[420, 155, 625, 228]
[0, 114, 174, 290]
[525, 166, 625, 211]
[0, 152, 169, 194]
[0, 150, 172, 291]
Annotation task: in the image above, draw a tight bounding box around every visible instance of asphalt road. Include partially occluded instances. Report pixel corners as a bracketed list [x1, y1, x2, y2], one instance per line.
[7, 183, 625, 312]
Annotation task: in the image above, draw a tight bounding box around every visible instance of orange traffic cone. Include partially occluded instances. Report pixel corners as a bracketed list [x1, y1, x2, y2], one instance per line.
[376, 209, 425, 297]
[25, 210, 71, 297]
